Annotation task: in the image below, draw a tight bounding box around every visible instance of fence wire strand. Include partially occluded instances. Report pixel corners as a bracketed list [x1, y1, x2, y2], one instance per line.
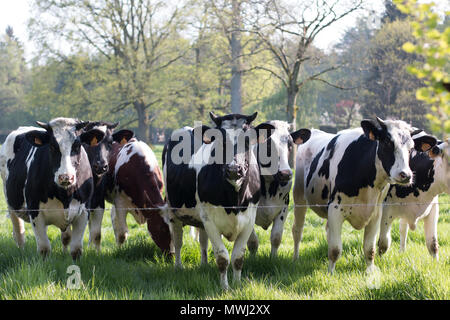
[0, 201, 449, 213]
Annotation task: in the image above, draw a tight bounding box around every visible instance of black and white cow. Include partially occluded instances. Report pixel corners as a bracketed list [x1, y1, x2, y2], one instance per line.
[0, 118, 93, 259]
[247, 120, 311, 257]
[379, 137, 449, 259]
[163, 112, 274, 289]
[292, 118, 436, 273]
[78, 121, 119, 250]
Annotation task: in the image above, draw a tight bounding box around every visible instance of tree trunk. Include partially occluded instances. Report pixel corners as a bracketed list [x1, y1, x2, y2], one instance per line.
[287, 86, 299, 167]
[135, 100, 149, 143]
[230, 0, 242, 114]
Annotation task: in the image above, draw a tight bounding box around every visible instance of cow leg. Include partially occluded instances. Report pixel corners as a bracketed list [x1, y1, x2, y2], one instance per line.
[270, 207, 287, 257]
[378, 209, 395, 256]
[190, 226, 199, 241]
[10, 211, 25, 248]
[292, 202, 307, 261]
[199, 228, 209, 265]
[247, 228, 259, 255]
[61, 226, 72, 252]
[69, 210, 88, 260]
[423, 200, 439, 260]
[31, 213, 51, 257]
[88, 207, 104, 252]
[327, 211, 344, 274]
[231, 214, 255, 284]
[363, 208, 382, 272]
[171, 219, 184, 268]
[202, 218, 230, 290]
[111, 203, 128, 246]
[399, 218, 409, 252]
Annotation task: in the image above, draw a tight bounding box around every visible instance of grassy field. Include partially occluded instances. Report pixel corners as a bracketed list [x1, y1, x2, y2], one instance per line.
[0, 144, 449, 300]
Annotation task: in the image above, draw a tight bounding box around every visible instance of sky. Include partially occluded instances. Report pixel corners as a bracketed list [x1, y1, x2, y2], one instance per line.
[0, 0, 388, 61]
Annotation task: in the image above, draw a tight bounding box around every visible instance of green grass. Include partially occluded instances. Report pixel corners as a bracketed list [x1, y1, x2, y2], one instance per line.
[0, 144, 449, 299]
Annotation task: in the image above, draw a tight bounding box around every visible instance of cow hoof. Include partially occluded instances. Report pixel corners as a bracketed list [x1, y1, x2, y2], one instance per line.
[71, 248, 82, 261]
[117, 233, 128, 245]
[39, 247, 50, 258]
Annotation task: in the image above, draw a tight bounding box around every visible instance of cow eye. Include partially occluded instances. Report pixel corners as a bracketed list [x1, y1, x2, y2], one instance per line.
[71, 141, 81, 155]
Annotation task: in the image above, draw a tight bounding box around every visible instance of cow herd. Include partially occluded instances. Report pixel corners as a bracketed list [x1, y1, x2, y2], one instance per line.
[0, 113, 448, 290]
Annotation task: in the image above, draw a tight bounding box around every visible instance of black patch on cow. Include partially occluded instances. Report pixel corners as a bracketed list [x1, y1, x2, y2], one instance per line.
[197, 161, 261, 214]
[321, 185, 329, 200]
[318, 135, 339, 180]
[377, 133, 396, 176]
[392, 151, 435, 198]
[306, 147, 324, 187]
[333, 135, 377, 198]
[163, 132, 198, 209]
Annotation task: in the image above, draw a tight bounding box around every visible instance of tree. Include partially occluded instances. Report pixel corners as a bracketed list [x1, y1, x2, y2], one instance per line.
[0, 27, 32, 131]
[358, 20, 429, 129]
[30, 0, 189, 142]
[395, 0, 450, 135]
[244, 0, 363, 164]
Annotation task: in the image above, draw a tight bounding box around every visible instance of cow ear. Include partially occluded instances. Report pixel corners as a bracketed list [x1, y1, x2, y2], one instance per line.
[36, 121, 50, 131]
[246, 112, 258, 125]
[25, 130, 50, 148]
[80, 129, 106, 147]
[209, 111, 221, 127]
[361, 119, 380, 141]
[254, 123, 275, 144]
[113, 129, 134, 145]
[194, 125, 213, 144]
[75, 121, 90, 131]
[413, 135, 437, 152]
[291, 128, 311, 145]
[107, 122, 120, 129]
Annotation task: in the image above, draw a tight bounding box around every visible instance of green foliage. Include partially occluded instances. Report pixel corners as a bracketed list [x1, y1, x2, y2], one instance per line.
[0, 28, 33, 130]
[395, 0, 450, 135]
[358, 20, 429, 129]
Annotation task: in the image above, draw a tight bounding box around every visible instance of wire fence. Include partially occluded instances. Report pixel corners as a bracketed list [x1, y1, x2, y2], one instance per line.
[0, 201, 449, 213]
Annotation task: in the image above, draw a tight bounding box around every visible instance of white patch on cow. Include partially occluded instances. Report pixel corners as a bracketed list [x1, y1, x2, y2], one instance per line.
[264, 120, 292, 173]
[383, 120, 414, 184]
[0, 126, 45, 181]
[115, 140, 158, 175]
[199, 203, 257, 242]
[48, 118, 81, 187]
[36, 198, 84, 230]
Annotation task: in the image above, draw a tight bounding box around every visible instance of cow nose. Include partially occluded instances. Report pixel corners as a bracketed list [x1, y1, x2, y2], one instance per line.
[277, 170, 292, 182]
[397, 171, 412, 184]
[94, 162, 108, 174]
[58, 174, 75, 186]
[226, 164, 243, 180]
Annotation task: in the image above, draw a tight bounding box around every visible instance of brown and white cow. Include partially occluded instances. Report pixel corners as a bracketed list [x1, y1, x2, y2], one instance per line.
[103, 136, 172, 253]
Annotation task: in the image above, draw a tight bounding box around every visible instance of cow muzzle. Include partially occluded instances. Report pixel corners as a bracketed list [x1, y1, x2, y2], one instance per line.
[393, 170, 412, 185]
[58, 174, 75, 188]
[225, 164, 244, 181]
[275, 169, 292, 183]
[93, 162, 109, 175]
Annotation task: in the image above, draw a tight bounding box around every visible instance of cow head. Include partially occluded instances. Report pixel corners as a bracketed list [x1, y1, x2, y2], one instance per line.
[24, 118, 90, 189]
[428, 138, 450, 190]
[257, 121, 311, 183]
[201, 112, 275, 189]
[80, 122, 119, 177]
[361, 117, 437, 185]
